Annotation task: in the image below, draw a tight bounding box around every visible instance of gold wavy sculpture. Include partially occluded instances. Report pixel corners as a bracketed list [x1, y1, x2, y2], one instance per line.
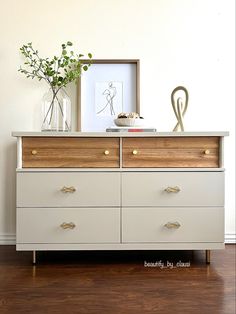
[171, 86, 189, 131]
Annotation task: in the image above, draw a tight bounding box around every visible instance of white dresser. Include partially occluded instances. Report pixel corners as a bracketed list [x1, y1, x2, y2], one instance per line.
[13, 132, 228, 264]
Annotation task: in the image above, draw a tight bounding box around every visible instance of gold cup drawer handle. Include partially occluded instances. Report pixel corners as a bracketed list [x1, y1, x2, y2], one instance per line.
[60, 222, 76, 229]
[60, 186, 76, 193]
[164, 186, 181, 193]
[164, 222, 181, 229]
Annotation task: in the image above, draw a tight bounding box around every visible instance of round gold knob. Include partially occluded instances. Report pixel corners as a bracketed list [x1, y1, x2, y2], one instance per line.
[204, 149, 210, 155]
[132, 150, 138, 155]
[31, 150, 37, 155]
[104, 150, 110, 155]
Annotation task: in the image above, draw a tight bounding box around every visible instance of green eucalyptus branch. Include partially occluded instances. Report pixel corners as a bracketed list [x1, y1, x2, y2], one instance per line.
[18, 41, 92, 91]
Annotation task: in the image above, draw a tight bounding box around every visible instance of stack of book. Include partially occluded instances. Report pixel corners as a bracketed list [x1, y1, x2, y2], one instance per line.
[106, 126, 157, 132]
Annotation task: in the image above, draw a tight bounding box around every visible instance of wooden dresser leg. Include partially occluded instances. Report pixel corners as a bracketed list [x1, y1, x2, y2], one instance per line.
[32, 251, 36, 265]
[206, 250, 211, 264]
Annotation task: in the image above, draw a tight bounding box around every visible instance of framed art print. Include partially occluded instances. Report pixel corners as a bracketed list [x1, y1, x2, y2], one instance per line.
[77, 59, 140, 131]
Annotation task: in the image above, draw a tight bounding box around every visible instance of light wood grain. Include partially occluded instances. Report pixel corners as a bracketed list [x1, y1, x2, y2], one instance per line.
[123, 137, 219, 148]
[22, 137, 120, 168]
[22, 136, 220, 168]
[123, 137, 219, 168]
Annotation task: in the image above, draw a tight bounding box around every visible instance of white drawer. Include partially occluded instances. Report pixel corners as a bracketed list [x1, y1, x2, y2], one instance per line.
[17, 208, 120, 244]
[17, 172, 120, 207]
[122, 207, 224, 243]
[122, 172, 224, 206]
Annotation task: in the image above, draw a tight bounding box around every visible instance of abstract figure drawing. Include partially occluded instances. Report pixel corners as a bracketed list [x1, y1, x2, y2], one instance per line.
[97, 82, 117, 116]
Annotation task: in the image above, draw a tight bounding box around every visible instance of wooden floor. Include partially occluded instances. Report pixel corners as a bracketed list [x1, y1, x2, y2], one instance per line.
[0, 246, 235, 314]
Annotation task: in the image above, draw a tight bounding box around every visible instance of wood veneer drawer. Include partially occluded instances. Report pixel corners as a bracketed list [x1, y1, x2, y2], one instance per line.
[122, 172, 224, 206]
[17, 172, 120, 207]
[122, 207, 224, 243]
[22, 137, 120, 168]
[122, 137, 220, 168]
[17, 208, 120, 244]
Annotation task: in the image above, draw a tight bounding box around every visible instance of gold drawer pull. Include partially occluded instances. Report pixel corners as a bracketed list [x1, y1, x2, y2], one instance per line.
[164, 222, 181, 229]
[104, 150, 110, 155]
[31, 150, 37, 155]
[60, 222, 76, 229]
[164, 186, 180, 193]
[132, 150, 138, 155]
[204, 149, 210, 155]
[60, 186, 76, 193]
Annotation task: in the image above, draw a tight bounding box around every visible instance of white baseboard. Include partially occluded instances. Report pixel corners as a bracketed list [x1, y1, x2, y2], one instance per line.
[0, 234, 235, 245]
[225, 233, 236, 244]
[0, 234, 16, 245]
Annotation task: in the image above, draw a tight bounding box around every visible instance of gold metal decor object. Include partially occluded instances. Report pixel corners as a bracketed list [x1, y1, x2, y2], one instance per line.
[104, 150, 110, 155]
[60, 222, 76, 229]
[164, 222, 181, 229]
[164, 186, 181, 193]
[31, 150, 37, 155]
[132, 150, 138, 155]
[60, 186, 76, 193]
[171, 86, 189, 132]
[32, 251, 36, 264]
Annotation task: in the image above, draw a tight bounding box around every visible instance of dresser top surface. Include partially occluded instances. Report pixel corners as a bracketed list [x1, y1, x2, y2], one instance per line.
[12, 131, 229, 138]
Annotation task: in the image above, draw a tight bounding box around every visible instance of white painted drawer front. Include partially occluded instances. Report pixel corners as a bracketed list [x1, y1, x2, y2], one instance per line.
[17, 172, 120, 207]
[17, 208, 120, 243]
[122, 207, 224, 243]
[122, 172, 224, 206]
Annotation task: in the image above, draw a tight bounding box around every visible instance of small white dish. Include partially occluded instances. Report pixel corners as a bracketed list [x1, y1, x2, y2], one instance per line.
[114, 118, 145, 127]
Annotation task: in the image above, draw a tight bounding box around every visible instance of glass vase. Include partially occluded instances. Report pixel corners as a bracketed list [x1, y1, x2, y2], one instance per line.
[41, 87, 71, 132]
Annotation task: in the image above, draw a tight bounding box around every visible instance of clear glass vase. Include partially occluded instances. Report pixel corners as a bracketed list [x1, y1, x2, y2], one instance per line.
[41, 87, 71, 132]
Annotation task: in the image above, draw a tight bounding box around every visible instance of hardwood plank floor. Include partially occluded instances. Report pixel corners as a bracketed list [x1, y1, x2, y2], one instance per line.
[0, 245, 235, 314]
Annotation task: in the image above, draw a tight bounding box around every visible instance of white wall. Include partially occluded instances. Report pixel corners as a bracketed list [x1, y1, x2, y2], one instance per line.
[0, 0, 235, 243]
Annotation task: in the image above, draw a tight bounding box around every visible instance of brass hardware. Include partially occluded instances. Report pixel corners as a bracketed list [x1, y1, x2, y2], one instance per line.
[60, 186, 76, 193]
[31, 150, 37, 155]
[104, 150, 110, 155]
[204, 149, 210, 155]
[164, 222, 181, 229]
[32, 251, 36, 265]
[60, 222, 76, 229]
[132, 150, 138, 155]
[164, 186, 181, 193]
